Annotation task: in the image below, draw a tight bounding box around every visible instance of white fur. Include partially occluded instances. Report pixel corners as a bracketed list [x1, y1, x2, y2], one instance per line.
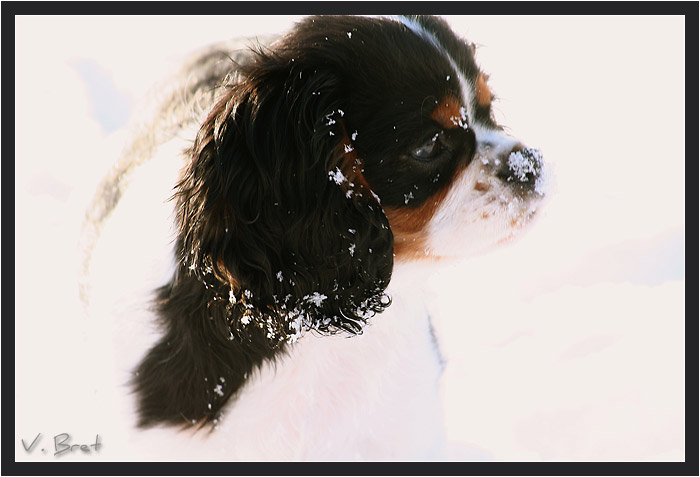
[182, 266, 445, 461]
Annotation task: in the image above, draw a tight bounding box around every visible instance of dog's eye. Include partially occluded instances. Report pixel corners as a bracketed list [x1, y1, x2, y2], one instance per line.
[411, 132, 444, 161]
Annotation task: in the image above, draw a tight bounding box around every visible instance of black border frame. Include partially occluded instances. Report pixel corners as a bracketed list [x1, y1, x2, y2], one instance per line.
[3, 2, 698, 476]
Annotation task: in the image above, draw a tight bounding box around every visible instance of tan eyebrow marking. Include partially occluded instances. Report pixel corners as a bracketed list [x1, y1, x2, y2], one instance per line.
[430, 96, 463, 129]
[476, 73, 492, 107]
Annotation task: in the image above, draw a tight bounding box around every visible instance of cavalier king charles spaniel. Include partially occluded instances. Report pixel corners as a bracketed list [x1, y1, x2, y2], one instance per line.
[84, 15, 546, 461]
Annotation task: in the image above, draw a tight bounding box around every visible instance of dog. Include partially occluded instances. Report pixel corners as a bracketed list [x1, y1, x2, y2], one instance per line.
[83, 15, 546, 461]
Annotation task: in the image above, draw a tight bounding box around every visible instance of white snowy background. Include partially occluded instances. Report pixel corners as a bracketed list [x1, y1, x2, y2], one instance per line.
[15, 15, 685, 461]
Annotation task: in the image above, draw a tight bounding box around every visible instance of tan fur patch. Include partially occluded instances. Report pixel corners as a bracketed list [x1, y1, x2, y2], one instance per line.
[384, 185, 452, 261]
[476, 73, 492, 107]
[335, 128, 373, 198]
[474, 180, 490, 192]
[215, 258, 240, 290]
[430, 96, 463, 130]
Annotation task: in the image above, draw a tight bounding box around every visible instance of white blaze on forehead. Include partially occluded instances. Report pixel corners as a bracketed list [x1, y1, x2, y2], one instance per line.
[470, 123, 522, 156]
[391, 16, 477, 123]
[392, 15, 523, 157]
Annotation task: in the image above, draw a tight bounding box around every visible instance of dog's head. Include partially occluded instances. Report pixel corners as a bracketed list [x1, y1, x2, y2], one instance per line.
[175, 15, 546, 344]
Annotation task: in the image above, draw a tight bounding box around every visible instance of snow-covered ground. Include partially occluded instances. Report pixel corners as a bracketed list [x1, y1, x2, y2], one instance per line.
[14, 15, 685, 461]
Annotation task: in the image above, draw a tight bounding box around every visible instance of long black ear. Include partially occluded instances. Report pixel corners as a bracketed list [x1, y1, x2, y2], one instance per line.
[133, 51, 394, 428]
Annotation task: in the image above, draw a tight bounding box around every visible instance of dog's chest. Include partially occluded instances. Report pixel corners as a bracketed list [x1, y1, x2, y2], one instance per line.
[112, 288, 446, 461]
[210, 284, 446, 460]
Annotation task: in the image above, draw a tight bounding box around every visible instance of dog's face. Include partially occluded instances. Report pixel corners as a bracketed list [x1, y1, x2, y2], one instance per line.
[176, 14, 545, 342]
[313, 15, 547, 261]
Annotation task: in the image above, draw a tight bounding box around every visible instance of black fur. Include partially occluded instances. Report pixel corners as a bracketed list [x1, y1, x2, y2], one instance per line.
[133, 15, 483, 428]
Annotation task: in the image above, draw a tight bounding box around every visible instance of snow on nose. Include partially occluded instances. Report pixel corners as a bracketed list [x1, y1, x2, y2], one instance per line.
[497, 146, 547, 196]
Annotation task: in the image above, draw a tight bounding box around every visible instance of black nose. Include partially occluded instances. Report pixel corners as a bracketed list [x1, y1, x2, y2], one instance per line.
[495, 145, 545, 195]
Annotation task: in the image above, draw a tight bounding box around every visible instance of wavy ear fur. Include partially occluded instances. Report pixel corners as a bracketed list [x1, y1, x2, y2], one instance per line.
[133, 45, 394, 427]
